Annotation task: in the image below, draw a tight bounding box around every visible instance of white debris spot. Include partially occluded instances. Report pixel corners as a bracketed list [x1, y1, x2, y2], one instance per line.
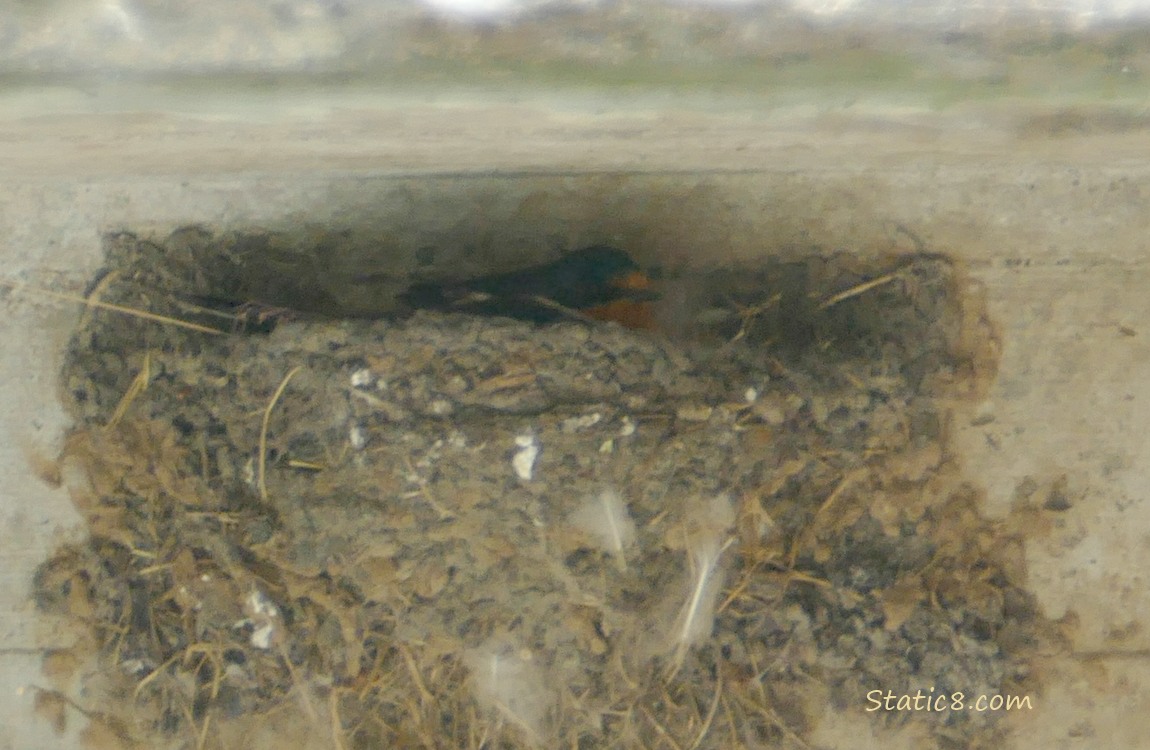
[246, 589, 278, 619]
[242, 457, 256, 489]
[618, 416, 636, 437]
[250, 623, 275, 650]
[512, 433, 539, 481]
[429, 398, 454, 416]
[446, 375, 469, 394]
[561, 412, 602, 433]
[175, 585, 203, 612]
[121, 658, 150, 676]
[243, 590, 280, 650]
[350, 368, 374, 388]
[744, 387, 759, 403]
[349, 423, 367, 450]
[599, 438, 615, 454]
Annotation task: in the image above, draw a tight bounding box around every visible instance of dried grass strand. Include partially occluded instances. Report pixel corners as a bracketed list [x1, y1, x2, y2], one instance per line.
[0, 278, 226, 335]
[817, 271, 899, 310]
[686, 675, 723, 750]
[106, 352, 151, 430]
[258, 366, 301, 502]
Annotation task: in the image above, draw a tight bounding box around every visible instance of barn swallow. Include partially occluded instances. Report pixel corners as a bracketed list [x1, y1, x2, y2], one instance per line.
[400, 245, 659, 329]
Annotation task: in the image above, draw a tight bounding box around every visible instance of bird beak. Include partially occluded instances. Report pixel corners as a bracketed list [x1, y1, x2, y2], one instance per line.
[612, 270, 653, 291]
[610, 271, 661, 301]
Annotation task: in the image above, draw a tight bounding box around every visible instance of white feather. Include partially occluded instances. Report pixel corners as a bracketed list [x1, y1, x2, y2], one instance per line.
[571, 489, 637, 568]
[466, 639, 552, 746]
[666, 494, 736, 676]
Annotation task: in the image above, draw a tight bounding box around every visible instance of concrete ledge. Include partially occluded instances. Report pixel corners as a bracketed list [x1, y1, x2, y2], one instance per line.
[3, 99, 1150, 747]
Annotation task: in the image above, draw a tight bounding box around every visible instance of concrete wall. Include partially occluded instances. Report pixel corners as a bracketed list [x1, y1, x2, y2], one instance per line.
[4, 7, 1150, 746]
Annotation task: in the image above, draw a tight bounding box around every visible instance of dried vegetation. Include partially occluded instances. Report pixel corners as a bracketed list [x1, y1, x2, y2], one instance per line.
[31, 228, 1053, 750]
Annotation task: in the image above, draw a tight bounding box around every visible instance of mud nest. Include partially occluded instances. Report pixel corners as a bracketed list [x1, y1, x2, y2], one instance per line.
[34, 228, 1048, 750]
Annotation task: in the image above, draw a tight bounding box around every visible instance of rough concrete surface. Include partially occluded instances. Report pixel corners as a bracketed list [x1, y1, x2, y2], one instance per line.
[4, 77, 1150, 748]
